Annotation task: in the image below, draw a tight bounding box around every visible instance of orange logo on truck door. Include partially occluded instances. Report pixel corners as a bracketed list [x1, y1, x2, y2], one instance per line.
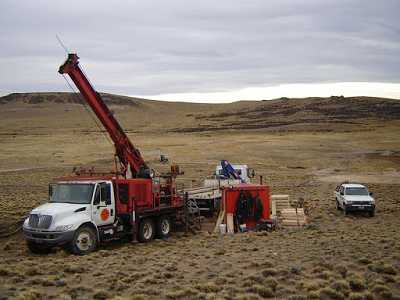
[100, 208, 110, 221]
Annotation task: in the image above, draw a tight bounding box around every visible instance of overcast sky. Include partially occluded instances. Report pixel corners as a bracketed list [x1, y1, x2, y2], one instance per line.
[0, 0, 399, 102]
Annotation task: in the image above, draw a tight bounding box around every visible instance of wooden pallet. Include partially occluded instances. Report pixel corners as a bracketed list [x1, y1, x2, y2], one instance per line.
[280, 208, 307, 227]
[270, 194, 290, 217]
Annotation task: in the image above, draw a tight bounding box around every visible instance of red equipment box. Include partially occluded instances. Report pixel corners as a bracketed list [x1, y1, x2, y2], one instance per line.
[222, 184, 270, 230]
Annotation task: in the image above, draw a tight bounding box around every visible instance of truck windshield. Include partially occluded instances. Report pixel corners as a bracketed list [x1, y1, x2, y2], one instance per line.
[50, 183, 95, 204]
[345, 187, 369, 196]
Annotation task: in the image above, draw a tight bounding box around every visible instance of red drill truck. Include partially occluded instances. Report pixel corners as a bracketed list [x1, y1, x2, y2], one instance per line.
[22, 54, 185, 255]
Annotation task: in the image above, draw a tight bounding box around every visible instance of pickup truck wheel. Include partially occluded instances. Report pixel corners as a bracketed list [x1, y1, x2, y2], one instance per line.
[138, 218, 155, 243]
[344, 207, 349, 216]
[156, 216, 171, 239]
[368, 210, 375, 217]
[336, 200, 341, 210]
[27, 241, 52, 254]
[70, 225, 97, 255]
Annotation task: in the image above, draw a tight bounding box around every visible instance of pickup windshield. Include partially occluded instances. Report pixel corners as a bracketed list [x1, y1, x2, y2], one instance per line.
[345, 187, 369, 196]
[50, 183, 95, 204]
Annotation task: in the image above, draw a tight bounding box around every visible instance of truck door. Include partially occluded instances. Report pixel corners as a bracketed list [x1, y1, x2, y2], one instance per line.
[92, 182, 115, 226]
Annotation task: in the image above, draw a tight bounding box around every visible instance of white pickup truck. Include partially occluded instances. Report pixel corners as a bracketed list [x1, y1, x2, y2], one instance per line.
[334, 183, 375, 217]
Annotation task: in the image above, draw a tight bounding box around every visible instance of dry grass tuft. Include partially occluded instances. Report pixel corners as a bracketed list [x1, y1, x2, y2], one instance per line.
[330, 280, 351, 297]
[288, 295, 307, 300]
[348, 276, 366, 291]
[165, 288, 198, 299]
[25, 267, 41, 276]
[319, 287, 345, 300]
[308, 291, 320, 299]
[335, 264, 348, 278]
[15, 289, 42, 300]
[348, 292, 374, 300]
[93, 290, 111, 300]
[264, 276, 278, 291]
[242, 274, 265, 285]
[0, 267, 13, 276]
[195, 282, 221, 293]
[358, 257, 372, 265]
[129, 295, 147, 300]
[371, 284, 393, 299]
[261, 268, 278, 277]
[64, 265, 85, 274]
[235, 293, 263, 300]
[245, 284, 274, 298]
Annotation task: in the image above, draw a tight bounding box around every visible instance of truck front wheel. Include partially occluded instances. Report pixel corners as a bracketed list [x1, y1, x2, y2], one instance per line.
[138, 218, 155, 243]
[344, 207, 349, 216]
[336, 200, 341, 210]
[70, 225, 97, 255]
[156, 216, 171, 239]
[27, 241, 52, 254]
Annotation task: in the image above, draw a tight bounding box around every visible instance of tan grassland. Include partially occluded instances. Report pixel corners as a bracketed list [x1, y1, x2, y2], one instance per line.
[0, 93, 399, 299]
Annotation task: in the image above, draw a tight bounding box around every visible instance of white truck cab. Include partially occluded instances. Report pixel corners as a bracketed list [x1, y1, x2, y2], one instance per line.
[188, 164, 255, 215]
[214, 164, 254, 184]
[23, 180, 116, 254]
[334, 183, 375, 217]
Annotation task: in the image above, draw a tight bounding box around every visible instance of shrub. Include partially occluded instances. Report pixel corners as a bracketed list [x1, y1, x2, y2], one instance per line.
[288, 295, 307, 300]
[194, 282, 221, 293]
[245, 284, 274, 298]
[261, 268, 278, 277]
[348, 276, 366, 291]
[330, 280, 350, 296]
[371, 284, 393, 299]
[264, 277, 278, 291]
[319, 287, 345, 300]
[349, 292, 374, 300]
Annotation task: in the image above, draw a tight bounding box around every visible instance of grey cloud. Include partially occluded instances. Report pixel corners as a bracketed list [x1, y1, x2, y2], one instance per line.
[0, 0, 399, 97]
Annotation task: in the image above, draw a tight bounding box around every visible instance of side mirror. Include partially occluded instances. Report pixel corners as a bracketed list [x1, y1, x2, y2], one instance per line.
[340, 192, 344, 196]
[49, 184, 55, 200]
[369, 192, 373, 196]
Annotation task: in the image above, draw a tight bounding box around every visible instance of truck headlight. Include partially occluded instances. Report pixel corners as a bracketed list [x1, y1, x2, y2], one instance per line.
[55, 224, 74, 232]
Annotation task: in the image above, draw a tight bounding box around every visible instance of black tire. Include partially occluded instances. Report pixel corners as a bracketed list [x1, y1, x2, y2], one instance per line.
[344, 207, 349, 216]
[368, 210, 375, 217]
[336, 200, 341, 210]
[156, 216, 171, 239]
[69, 225, 97, 255]
[138, 218, 155, 243]
[27, 241, 52, 254]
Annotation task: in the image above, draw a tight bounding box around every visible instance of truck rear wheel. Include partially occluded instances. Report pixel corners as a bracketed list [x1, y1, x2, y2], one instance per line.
[27, 241, 52, 254]
[156, 216, 171, 239]
[369, 210, 375, 217]
[138, 218, 155, 243]
[70, 225, 97, 255]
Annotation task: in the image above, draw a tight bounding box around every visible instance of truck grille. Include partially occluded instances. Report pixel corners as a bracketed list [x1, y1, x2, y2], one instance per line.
[28, 214, 52, 229]
[354, 201, 372, 205]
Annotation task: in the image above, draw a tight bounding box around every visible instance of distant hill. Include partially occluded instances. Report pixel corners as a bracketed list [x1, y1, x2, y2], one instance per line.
[0, 92, 144, 107]
[1, 92, 399, 133]
[187, 96, 400, 132]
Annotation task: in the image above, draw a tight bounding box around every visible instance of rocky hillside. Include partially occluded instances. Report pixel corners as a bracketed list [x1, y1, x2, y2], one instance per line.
[1, 93, 399, 133]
